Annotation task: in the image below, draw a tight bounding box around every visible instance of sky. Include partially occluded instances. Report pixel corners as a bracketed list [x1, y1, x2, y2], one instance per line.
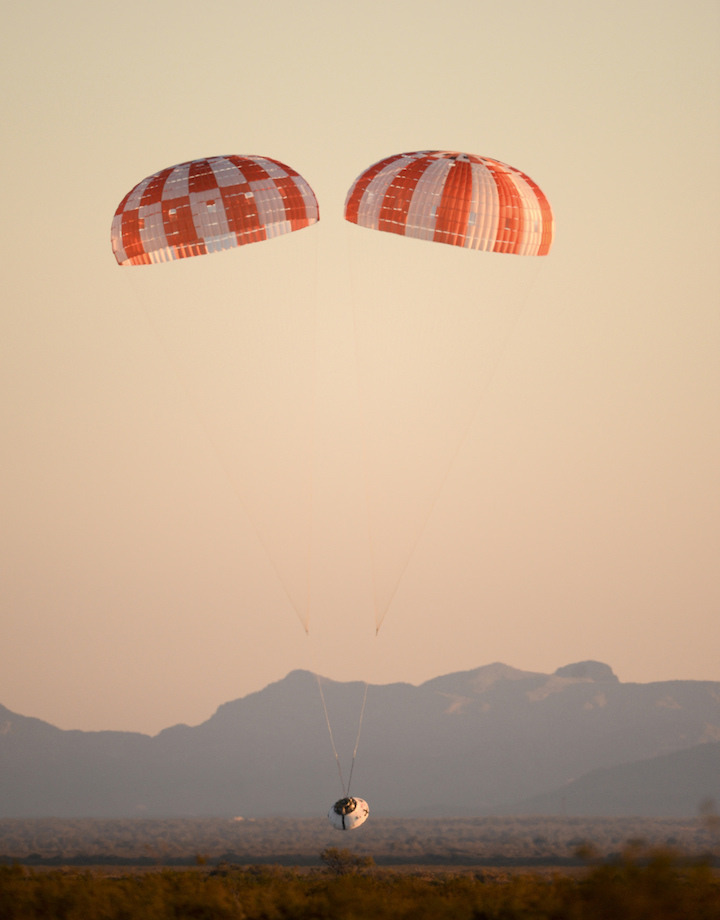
[1, 0, 719, 736]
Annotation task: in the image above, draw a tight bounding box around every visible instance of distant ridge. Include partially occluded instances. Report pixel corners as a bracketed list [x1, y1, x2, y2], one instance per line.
[1, 662, 718, 818]
[500, 741, 720, 817]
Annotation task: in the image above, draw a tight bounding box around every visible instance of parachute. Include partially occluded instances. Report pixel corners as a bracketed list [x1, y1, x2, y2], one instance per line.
[344, 150, 553, 255]
[111, 154, 320, 635]
[111, 155, 319, 266]
[343, 150, 554, 633]
[111, 149, 553, 827]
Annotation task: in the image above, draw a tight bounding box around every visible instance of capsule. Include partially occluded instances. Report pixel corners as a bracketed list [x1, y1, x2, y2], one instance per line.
[327, 796, 369, 830]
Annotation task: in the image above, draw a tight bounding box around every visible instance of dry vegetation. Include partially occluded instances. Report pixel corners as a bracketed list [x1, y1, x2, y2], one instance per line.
[1, 854, 719, 920]
[0, 819, 718, 919]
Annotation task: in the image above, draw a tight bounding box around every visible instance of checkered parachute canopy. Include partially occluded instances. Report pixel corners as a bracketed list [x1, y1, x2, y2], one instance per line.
[111, 155, 319, 266]
[344, 151, 553, 256]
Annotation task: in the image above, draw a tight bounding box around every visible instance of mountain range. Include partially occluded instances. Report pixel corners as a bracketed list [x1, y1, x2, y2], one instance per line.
[1, 661, 719, 818]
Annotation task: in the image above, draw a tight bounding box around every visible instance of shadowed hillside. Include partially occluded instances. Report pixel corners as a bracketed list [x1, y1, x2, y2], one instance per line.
[1, 662, 719, 818]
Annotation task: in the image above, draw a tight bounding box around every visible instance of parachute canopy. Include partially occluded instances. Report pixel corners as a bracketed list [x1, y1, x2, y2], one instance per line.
[112, 155, 319, 266]
[344, 150, 553, 255]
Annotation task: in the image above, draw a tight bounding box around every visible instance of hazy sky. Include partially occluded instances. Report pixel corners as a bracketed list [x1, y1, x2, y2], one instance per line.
[2, 1, 718, 736]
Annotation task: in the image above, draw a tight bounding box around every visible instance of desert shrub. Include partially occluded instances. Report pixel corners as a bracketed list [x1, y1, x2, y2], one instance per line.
[0, 855, 718, 920]
[574, 848, 720, 920]
[319, 846, 375, 875]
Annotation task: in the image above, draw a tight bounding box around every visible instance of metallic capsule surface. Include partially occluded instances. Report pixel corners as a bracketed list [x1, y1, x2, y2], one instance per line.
[328, 796, 370, 830]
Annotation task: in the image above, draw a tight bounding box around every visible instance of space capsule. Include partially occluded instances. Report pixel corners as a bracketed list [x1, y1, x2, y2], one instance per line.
[328, 796, 369, 830]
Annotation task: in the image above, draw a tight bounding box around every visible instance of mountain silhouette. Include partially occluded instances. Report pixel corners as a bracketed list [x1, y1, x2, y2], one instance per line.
[1, 662, 718, 817]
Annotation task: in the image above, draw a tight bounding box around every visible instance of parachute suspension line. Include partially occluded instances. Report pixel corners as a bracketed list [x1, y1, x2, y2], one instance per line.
[123, 265, 316, 636]
[372, 277, 539, 635]
[306, 636, 371, 798]
[347, 244, 545, 636]
[301, 232, 321, 634]
[345, 241, 386, 632]
[312, 669, 346, 795]
[345, 680, 369, 796]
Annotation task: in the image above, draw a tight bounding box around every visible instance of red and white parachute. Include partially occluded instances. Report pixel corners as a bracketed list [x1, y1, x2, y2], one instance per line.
[344, 150, 553, 255]
[111, 155, 319, 266]
[110, 154, 320, 633]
